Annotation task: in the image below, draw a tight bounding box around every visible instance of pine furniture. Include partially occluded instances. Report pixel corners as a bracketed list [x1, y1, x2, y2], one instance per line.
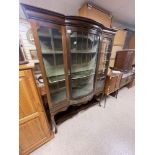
[19, 64, 53, 155]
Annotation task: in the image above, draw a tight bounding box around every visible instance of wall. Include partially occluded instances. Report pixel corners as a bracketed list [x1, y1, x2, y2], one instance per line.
[19, 19, 37, 63]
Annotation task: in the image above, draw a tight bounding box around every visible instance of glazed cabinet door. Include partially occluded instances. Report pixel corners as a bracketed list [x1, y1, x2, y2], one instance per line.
[34, 23, 68, 105]
[95, 34, 113, 91]
[67, 27, 101, 99]
[19, 69, 52, 155]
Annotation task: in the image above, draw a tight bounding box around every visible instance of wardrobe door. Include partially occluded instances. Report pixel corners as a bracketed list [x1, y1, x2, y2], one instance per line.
[67, 27, 100, 99]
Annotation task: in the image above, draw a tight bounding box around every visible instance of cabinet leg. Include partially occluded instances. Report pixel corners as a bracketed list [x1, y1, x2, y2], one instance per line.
[99, 93, 103, 107]
[104, 95, 107, 108]
[115, 90, 118, 99]
[51, 116, 57, 134]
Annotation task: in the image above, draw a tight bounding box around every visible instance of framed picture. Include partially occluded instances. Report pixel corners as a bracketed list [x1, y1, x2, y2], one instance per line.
[26, 29, 35, 45]
[34, 62, 41, 74]
[30, 50, 38, 60]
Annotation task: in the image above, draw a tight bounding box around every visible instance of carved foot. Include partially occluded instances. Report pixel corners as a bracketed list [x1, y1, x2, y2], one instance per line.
[104, 95, 107, 108]
[51, 116, 57, 134]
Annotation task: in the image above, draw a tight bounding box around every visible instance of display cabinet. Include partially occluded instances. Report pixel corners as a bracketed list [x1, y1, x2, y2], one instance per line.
[21, 3, 116, 132]
[95, 30, 114, 93]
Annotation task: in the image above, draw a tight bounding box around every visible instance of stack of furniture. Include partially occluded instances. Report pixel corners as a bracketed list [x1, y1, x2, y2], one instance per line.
[79, 2, 112, 28]
[103, 49, 135, 105]
[21, 3, 116, 133]
[78, 2, 135, 74]
[109, 29, 127, 70]
[19, 64, 54, 155]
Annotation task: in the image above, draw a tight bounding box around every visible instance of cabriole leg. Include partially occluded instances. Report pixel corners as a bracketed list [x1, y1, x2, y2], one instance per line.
[51, 116, 57, 134]
[99, 93, 104, 107]
[104, 95, 107, 108]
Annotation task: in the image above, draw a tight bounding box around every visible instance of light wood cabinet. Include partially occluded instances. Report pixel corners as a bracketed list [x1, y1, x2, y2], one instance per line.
[79, 3, 112, 28]
[19, 64, 53, 155]
[128, 33, 135, 49]
[108, 29, 127, 72]
[110, 45, 123, 59]
[113, 29, 127, 46]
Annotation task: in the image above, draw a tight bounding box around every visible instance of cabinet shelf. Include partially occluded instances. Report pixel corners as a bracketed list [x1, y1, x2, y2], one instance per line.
[49, 87, 66, 103]
[71, 73, 95, 80]
[42, 51, 63, 54]
[71, 50, 96, 53]
[49, 78, 65, 84]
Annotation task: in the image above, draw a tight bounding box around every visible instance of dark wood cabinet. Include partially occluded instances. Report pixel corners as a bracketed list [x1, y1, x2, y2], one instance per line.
[21, 3, 116, 132]
[104, 72, 122, 95]
[120, 72, 135, 88]
[114, 49, 135, 71]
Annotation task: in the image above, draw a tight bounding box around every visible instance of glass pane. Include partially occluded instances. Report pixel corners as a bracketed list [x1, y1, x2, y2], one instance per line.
[71, 75, 94, 98]
[38, 26, 66, 103]
[96, 80, 105, 90]
[96, 37, 111, 90]
[98, 38, 111, 73]
[69, 30, 100, 98]
[52, 29, 63, 51]
[49, 81, 66, 103]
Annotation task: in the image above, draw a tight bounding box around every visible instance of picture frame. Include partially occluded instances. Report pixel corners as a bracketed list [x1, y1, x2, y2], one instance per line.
[34, 62, 41, 74]
[30, 49, 38, 60]
[26, 28, 35, 45]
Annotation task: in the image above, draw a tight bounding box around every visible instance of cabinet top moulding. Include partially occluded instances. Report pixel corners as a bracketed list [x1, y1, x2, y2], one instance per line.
[21, 3, 116, 34]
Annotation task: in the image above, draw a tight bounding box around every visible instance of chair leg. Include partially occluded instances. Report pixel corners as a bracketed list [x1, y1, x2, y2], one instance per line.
[51, 116, 57, 134]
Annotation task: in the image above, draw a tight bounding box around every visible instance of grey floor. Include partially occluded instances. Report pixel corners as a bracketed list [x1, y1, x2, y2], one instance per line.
[31, 87, 135, 155]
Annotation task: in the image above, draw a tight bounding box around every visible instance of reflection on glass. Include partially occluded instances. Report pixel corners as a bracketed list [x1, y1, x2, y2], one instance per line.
[96, 37, 112, 90]
[38, 26, 66, 103]
[96, 79, 105, 90]
[71, 75, 94, 98]
[69, 31, 100, 98]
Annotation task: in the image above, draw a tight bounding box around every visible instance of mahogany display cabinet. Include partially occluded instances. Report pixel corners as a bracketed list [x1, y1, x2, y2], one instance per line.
[21, 4, 116, 132]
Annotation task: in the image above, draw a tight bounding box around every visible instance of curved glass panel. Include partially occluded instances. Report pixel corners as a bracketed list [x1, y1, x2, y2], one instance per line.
[96, 37, 112, 90]
[69, 30, 100, 98]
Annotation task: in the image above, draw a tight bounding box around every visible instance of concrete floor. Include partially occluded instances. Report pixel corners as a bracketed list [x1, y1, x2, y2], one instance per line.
[31, 87, 135, 155]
